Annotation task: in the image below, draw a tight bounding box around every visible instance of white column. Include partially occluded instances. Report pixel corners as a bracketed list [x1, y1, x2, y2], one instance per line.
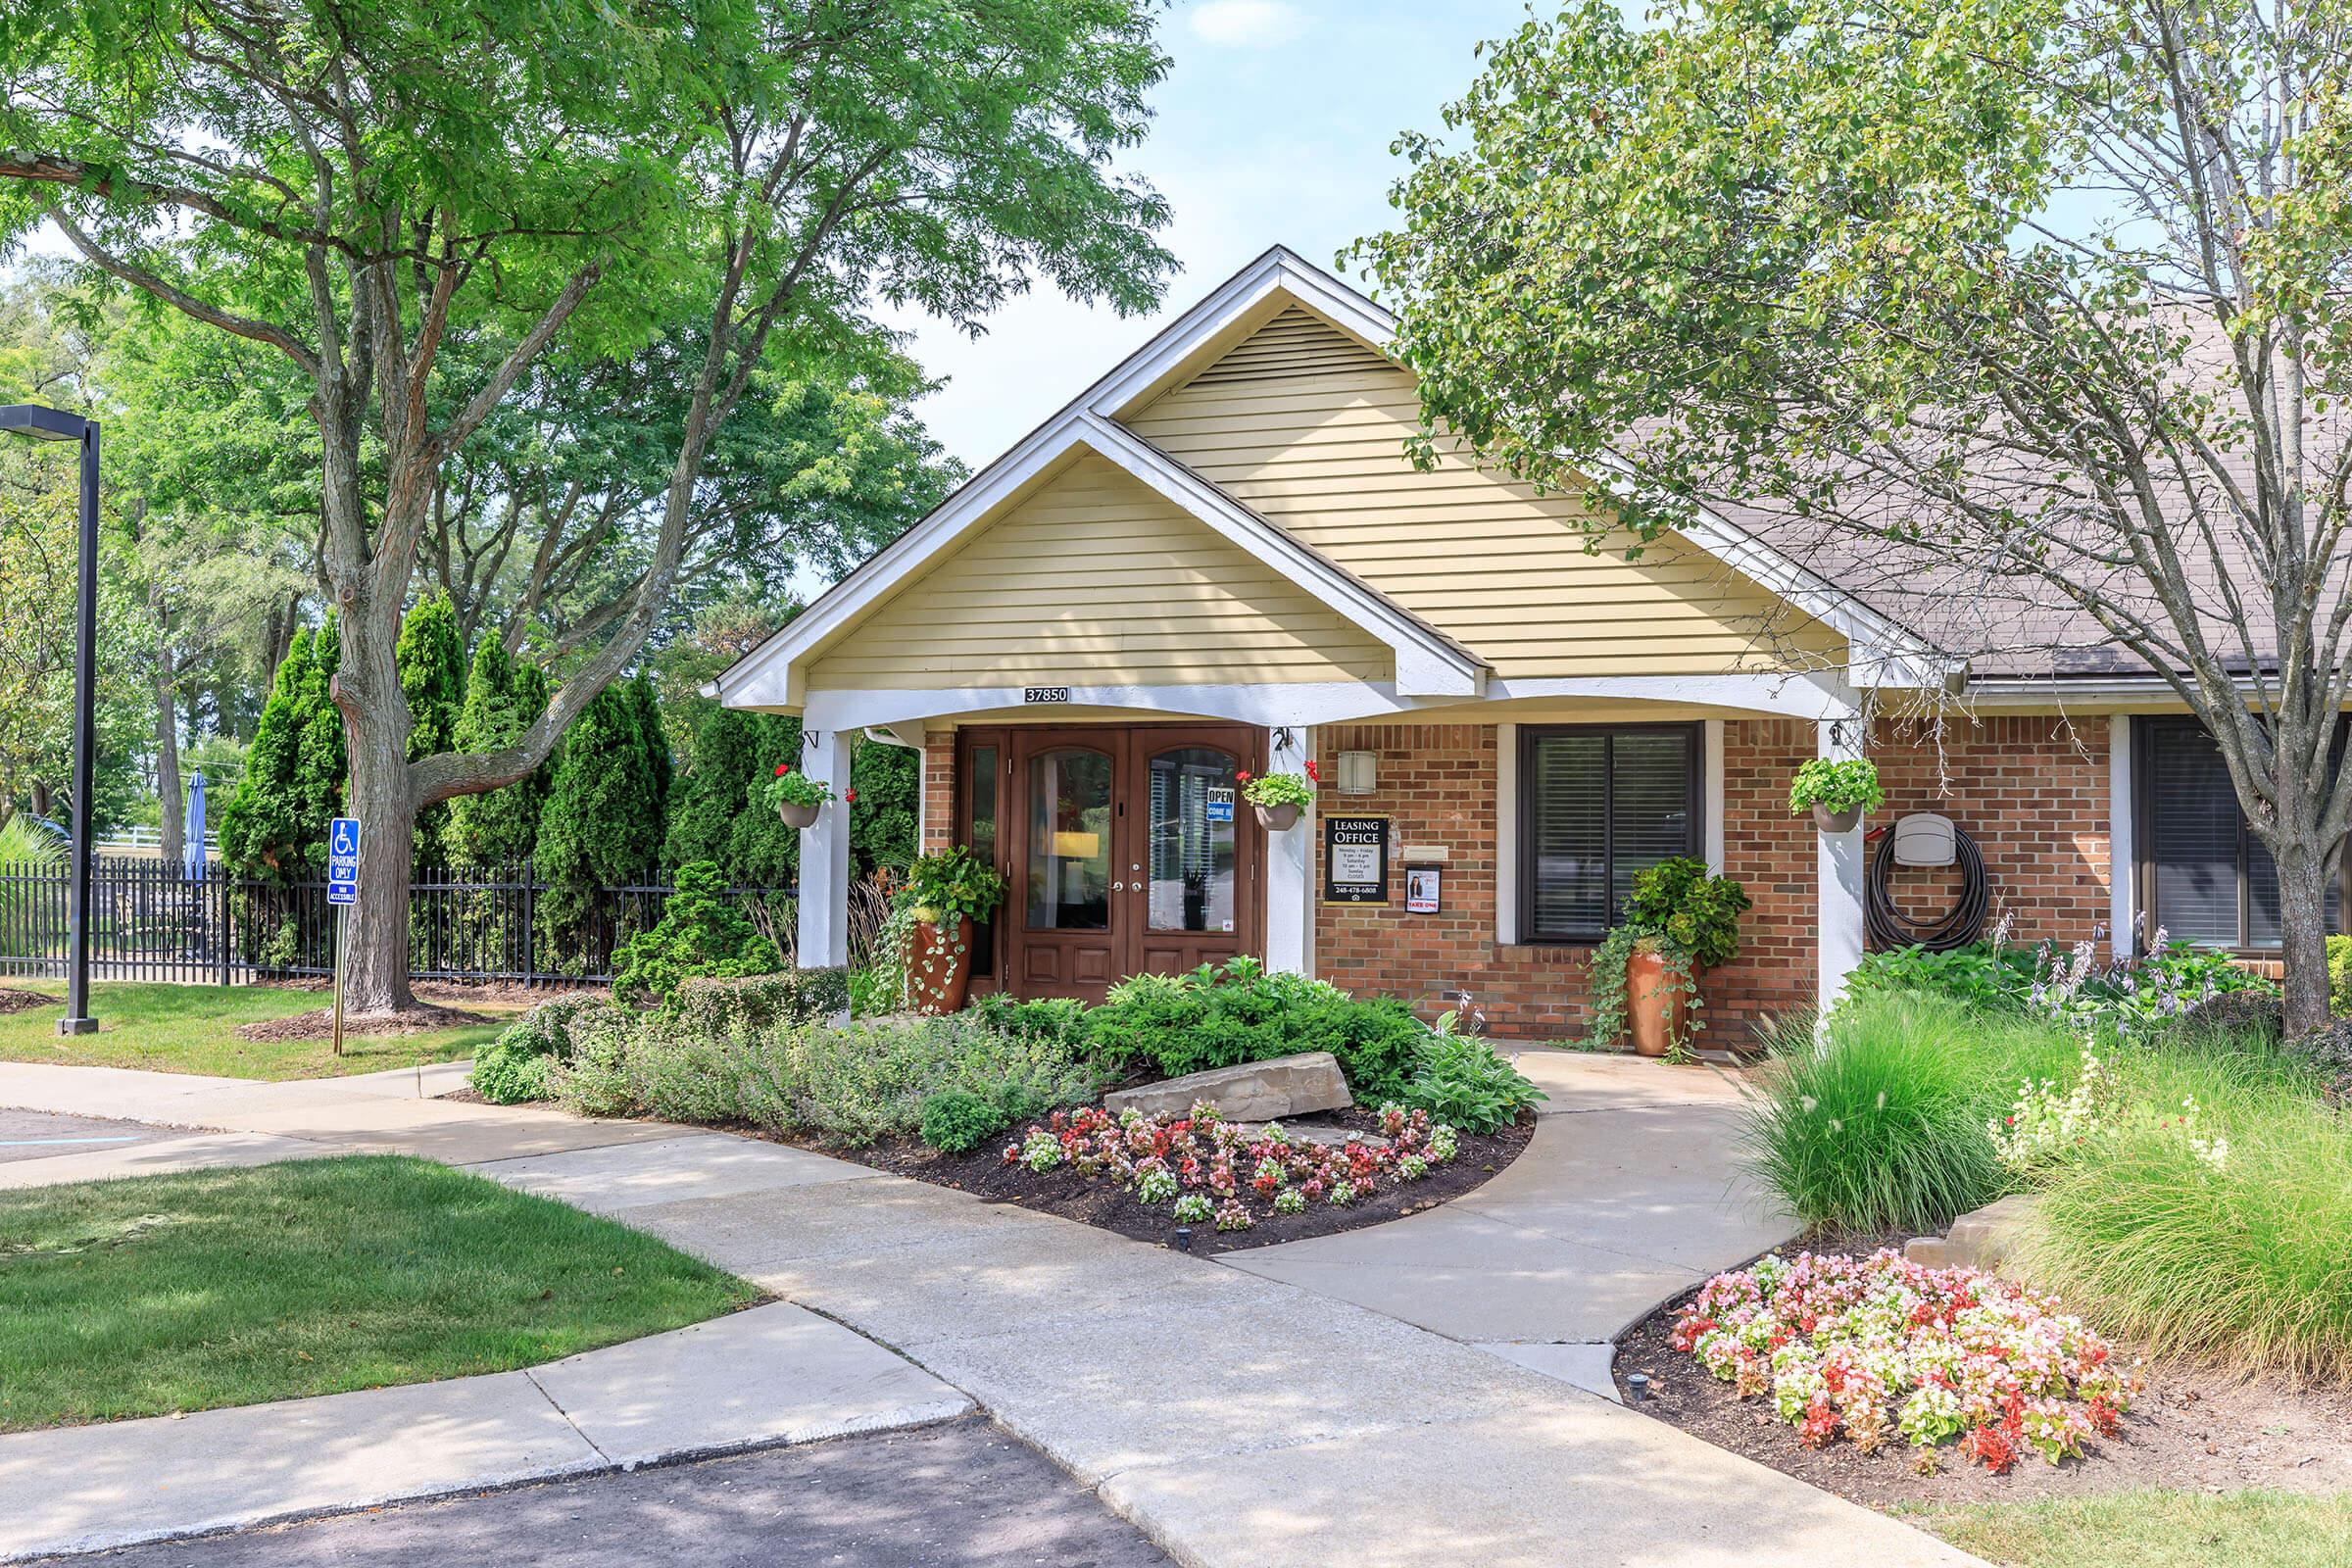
[1703, 717, 1727, 874]
[796, 726, 857, 970]
[2108, 713, 2135, 958]
[1817, 715, 1867, 1012]
[1264, 723, 1315, 978]
[1494, 721, 1519, 946]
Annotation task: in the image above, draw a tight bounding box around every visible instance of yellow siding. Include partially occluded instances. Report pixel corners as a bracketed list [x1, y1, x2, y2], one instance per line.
[1125, 307, 1844, 677]
[807, 452, 1391, 689]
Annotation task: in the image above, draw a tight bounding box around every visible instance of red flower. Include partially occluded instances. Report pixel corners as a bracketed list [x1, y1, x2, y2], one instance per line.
[775, 763, 789, 776]
[1304, 760, 1320, 782]
[1234, 770, 1251, 783]
[844, 788, 858, 804]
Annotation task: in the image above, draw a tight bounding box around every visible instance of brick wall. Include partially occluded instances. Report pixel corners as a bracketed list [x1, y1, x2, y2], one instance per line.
[921, 712, 2114, 1045]
[921, 730, 955, 853]
[1870, 714, 2112, 948]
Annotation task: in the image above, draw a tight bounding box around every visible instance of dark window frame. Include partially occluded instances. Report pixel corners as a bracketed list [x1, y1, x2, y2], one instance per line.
[2132, 714, 2350, 954]
[1515, 721, 1704, 945]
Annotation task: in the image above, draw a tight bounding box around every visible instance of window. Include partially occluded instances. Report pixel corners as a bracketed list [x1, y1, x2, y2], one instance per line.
[1517, 724, 1700, 943]
[2135, 717, 2344, 950]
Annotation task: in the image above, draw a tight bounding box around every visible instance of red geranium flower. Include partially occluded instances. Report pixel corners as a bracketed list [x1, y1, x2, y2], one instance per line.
[775, 763, 789, 776]
[1234, 770, 1251, 783]
[844, 788, 858, 804]
[1304, 760, 1320, 782]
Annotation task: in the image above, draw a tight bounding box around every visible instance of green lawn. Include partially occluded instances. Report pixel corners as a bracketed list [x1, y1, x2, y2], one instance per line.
[0, 1155, 758, 1431]
[1907, 1490, 2352, 1568]
[0, 980, 514, 1079]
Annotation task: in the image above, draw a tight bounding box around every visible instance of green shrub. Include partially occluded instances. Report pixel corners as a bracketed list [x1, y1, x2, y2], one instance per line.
[2022, 1054, 2352, 1385]
[664, 969, 846, 1035]
[1841, 943, 2036, 1014]
[963, 992, 1094, 1052]
[550, 1004, 646, 1118]
[611, 861, 781, 1004]
[1082, 957, 1425, 1100]
[919, 1088, 1008, 1153]
[1396, 1024, 1545, 1134]
[470, 994, 627, 1104]
[1742, 994, 2072, 1233]
[2330, 934, 2352, 1015]
[785, 1014, 1106, 1147]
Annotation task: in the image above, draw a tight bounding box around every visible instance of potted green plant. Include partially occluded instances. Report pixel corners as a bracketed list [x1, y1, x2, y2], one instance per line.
[1788, 757, 1884, 833]
[1238, 760, 1317, 831]
[758, 762, 836, 829]
[1588, 858, 1751, 1059]
[901, 845, 1006, 1013]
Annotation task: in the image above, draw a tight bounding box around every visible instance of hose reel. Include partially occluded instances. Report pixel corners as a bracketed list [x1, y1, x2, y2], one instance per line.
[1865, 811, 1989, 953]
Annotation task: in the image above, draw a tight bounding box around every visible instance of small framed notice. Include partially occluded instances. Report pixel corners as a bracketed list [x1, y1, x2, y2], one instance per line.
[1322, 812, 1391, 905]
[1204, 786, 1235, 824]
[1405, 866, 1442, 914]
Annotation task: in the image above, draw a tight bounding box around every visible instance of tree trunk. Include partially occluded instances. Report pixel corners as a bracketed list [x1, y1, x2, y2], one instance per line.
[2275, 834, 2334, 1040]
[328, 566, 422, 1018]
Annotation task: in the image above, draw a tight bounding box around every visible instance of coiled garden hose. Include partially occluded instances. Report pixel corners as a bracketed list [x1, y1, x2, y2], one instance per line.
[1864, 820, 1989, 953]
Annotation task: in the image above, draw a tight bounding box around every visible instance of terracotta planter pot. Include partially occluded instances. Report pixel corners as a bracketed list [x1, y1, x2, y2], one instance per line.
[1810, 803, 1863, 834]
[1253, 801, 1301, 832]
[1626, 947, 1694, 1058]
[906, 914, 976, 1015]
[776, 798, 820, 830]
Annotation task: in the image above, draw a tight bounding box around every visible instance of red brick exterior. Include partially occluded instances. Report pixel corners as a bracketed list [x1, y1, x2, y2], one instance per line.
[921, 730, 956, 853]
[924, 712, 2114, 1044]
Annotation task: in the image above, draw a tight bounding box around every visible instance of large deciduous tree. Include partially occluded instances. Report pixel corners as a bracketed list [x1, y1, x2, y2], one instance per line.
[2, 0, 1172, 1013]
[1356, 0, 2352, 1033]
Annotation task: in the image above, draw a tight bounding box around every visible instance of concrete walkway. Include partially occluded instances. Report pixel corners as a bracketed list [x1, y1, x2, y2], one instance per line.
[0, 1300, 970, 1560]
[0, 1059, 1976, 1568]
[1222, 1050, 1793, 1400]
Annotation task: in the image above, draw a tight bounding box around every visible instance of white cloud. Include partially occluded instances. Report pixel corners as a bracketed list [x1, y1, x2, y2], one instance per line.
[1189, 0, 1306, 49]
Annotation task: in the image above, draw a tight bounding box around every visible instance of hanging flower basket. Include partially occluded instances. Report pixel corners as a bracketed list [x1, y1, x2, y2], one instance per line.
[1788, 758, 1882, 835]
[757, 762, 833, 830]
[1238, 761, 1317, 832]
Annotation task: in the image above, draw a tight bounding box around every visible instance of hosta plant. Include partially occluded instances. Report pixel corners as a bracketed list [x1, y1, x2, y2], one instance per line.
[1673, 1250, 2140, 1473]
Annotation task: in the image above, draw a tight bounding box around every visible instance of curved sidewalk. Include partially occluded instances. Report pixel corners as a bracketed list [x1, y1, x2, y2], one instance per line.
[1, 1059, 1974, 1568]
[1220, 1051, 1793, 1396]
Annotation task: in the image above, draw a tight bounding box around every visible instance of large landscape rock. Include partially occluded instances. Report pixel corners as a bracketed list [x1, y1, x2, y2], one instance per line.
[1903, 1193, 2038, 1274]
[1103, 1052, 1352, 1123]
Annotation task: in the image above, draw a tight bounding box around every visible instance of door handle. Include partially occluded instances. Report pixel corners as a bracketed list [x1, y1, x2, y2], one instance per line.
[1112, 881, 1125, 892]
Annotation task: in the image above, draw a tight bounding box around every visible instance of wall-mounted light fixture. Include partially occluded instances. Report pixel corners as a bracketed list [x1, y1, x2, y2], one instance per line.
[1337, 751, 1377, 795]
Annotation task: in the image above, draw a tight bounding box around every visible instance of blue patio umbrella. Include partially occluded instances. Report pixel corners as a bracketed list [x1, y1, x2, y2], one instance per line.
[183, 769, 206, 877]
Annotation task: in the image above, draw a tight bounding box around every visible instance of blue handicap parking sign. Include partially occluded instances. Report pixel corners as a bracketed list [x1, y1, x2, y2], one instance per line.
[327, 817, 362, 906]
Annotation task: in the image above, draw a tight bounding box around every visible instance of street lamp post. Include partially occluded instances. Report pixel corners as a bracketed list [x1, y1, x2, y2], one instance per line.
[2, 403, 101, 1036]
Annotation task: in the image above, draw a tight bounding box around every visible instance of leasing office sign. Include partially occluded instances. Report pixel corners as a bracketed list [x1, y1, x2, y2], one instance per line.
[1321, 812, 1390, 904]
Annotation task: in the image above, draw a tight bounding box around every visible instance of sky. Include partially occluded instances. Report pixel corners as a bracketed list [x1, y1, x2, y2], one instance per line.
[889, 0, 1543, 468]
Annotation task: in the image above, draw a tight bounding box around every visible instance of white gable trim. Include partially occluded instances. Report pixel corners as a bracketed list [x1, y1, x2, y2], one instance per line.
[709, 406, 1486, 709]
[1084, 245, 1396, 418]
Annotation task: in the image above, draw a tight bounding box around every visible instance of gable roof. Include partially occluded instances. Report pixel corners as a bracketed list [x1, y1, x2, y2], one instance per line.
[712, 246, 1946, 709]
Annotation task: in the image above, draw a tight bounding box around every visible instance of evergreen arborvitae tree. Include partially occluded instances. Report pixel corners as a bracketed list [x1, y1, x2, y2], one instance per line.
[442, 636, 544, 868]
[534, 683, 660, 965]
[849, 738, 918, 879]
[622, 671, 671, 852]
[290, 612, 347, 861]
[216, 626, 314, 878]
[662, 701, 763, 874]
[395, 593, 465, 863]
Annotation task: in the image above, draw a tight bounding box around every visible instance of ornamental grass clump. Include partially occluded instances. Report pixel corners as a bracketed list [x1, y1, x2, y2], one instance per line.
[1742, 994, 2074, 1233]
[2018, 1052, 2352, 1386]
[1674, 1250, 2139, 1473]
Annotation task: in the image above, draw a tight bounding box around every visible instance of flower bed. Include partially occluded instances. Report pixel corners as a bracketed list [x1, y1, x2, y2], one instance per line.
[1673, 1250, 2141, 1473]
[1005, 1101, 1459, 1234]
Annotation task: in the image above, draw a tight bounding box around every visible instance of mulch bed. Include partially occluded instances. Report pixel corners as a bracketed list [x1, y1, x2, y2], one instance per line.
[1612, 1233, 2352, 1507]
[0, 988, 55, 1015]
[833, 1105, 1535, 1256]
[236, 1003, 500, 1042]
[256, 978, 583, 1008]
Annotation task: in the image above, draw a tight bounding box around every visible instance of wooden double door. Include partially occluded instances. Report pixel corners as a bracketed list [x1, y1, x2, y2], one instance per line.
[958, 723, 1266, 1002]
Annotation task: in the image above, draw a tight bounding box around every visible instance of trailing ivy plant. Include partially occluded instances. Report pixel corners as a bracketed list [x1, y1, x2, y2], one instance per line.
[1581, 924, 1640, 1052]
[1582, 858, 1751, 1054]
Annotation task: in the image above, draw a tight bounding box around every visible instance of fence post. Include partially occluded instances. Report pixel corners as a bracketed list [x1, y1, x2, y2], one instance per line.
[521, 860, 536, 985]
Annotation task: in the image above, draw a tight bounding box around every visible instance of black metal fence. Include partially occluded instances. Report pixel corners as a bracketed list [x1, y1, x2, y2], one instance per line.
[0, 859, 795, 987]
